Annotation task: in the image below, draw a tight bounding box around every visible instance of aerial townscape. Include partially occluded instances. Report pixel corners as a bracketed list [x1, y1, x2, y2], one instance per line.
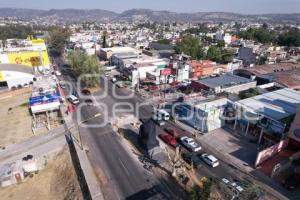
[1, 0, 300, 200]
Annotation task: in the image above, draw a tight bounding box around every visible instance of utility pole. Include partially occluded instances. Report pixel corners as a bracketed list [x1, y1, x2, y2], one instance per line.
[73, 113, 101, 150]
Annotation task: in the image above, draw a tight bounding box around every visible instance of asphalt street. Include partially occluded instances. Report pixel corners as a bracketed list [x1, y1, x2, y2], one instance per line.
[54, 56, 181, 200]
[52, 55, 291, 200]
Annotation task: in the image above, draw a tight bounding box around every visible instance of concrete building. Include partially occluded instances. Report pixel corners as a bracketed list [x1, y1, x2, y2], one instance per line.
[99, 47, 140, 61]
[174, 98, 229, 133]
[190, 74, 257, 94]
[238, 47, 256, 67]
[233, 88, 300, 145]
[187, 60, 216, 80]
[0, 39, 50, 67]
[169, 61, 190, 82]
[0, 64, 34, 89]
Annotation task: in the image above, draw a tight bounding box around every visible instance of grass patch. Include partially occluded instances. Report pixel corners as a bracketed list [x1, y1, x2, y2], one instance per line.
[19, 102, 29, 107]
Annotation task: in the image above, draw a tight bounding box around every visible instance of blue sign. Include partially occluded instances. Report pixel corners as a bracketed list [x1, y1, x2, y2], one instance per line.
[29, 93, 60, 106]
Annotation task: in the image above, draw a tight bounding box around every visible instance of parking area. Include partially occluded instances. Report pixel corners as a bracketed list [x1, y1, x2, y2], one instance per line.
[198, 128, 259, 172]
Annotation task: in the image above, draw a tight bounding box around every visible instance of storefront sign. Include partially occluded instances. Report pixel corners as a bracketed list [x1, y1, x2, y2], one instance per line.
[160, 68, 171, 76]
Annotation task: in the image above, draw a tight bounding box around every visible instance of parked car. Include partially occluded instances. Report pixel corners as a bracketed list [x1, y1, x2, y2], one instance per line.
[182, 153, 202, 169]
[282, 175, 300, 191]
[221, 178, 230, 185]
[116, 82, 124, 88]
[149, 85, 159, 91]
[55, 70, 62, 76]
[165, 127, 180, 138]
[111, 77, 117, 83]
[180, 136, 202, 152]
[201, 153, 219, 167]
[84, 99, 93, 106]
[159, 133, 177, 147]
[81, 88, 91, 95]
[67, 95, 80, 105]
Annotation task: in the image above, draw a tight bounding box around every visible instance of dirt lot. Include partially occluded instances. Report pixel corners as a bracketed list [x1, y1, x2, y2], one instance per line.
[0, 91, 33, 147]
[0, 89, 60, 147]
[0, 147, 83, 200]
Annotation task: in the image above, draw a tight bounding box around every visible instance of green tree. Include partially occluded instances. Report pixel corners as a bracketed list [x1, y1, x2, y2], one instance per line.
[278, 28, 300, 47]
[200, 178, 213, 200]
[0, 25, 35, 40]
[217, 40, 226, 48]
[189, 179, 213, 200]
[190, 185, 201, 200]
[184, 24, 209, 35]
[67, 50, 102, 87]
[49, 27, 70, 55]
[156, 39, 171, 45]
[234, 22, 242, 31]
[206, 46, 222, 62]
[239, 183, 260, 200]
[102, 31, 108, 48]
[175, 34, 206, 59]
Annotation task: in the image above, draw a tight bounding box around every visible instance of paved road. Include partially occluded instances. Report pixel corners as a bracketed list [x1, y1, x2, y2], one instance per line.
[54, 56, 289, 200]
[54, 57, 180, 200]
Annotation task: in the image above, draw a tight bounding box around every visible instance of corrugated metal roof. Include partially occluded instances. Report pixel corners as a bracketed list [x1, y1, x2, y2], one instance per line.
[197, 74, 252, 89]
[236, 88, 300, 120]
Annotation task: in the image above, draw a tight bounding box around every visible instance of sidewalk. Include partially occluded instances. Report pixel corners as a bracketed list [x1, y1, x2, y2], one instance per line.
[173, 120, 290, 200]
[0, 126, 66, 166]
[60, 104, 104, 200]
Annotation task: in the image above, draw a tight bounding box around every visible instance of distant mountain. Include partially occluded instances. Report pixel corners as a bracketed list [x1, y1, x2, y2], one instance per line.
[0, 8, 299, 23]
[0, 8, 117, 22]
[117, 9, 300, 23]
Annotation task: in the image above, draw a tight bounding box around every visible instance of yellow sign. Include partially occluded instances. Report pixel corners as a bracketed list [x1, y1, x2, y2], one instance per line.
[31, 39, 46, 44]
[7, 51, 50, 67]
[0, 71, 4, 81]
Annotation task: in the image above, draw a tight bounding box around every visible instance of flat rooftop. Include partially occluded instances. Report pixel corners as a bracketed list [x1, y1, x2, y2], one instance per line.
[194, 98, 229, 111]
[100, 47, 138, 53]
[235, 63, 300, 76]
[197, 74, 252, 89]
[236, 88, 300, 120]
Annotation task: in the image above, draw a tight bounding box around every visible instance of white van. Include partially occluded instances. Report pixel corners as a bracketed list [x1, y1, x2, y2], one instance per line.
[153, 109, 170, 121]
[67, 95, 80, 105]
[201, 153, 219, 167]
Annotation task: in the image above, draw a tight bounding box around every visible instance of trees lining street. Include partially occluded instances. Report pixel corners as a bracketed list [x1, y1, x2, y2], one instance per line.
[66, 50, 102, 87]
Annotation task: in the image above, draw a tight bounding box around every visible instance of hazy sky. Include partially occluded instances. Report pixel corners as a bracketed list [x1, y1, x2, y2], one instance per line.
[1, 0, 300, 14]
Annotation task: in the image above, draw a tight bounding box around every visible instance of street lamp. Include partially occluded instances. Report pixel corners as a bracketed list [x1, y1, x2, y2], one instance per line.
[71, 113, 101, 150]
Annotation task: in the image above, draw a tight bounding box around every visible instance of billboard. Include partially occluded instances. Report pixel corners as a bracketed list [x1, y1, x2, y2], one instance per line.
[29, 93, 60, 106]
[7, 51, 50, 67]
[0, 71, 4, 81]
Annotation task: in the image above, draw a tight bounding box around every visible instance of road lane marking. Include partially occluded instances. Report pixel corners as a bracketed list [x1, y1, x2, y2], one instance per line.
[118, 157, 130, 176]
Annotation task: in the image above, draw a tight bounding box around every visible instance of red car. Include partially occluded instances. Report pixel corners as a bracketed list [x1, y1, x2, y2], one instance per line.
[149, 85, 159, 91]
[159, 133, 177, 147]
[165, 127, 180, 138]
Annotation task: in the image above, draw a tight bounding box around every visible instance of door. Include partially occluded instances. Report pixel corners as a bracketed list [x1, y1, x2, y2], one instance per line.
[15, 173, 22, 183]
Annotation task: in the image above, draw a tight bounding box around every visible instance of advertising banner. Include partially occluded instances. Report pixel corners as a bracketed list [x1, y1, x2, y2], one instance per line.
[7, 51, 50, 67]
[160, 68, 171, 76]
[29, 93, 60, 106]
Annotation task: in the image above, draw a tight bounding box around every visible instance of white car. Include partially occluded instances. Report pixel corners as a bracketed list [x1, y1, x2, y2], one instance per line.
[222, 178, 230, 185]
[55, 70, 62, 76]
[236, 185, 244, 193]
[180, 136, 202, 152]
[201, 153, 220, 167]
[67, 95, 80, 105]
